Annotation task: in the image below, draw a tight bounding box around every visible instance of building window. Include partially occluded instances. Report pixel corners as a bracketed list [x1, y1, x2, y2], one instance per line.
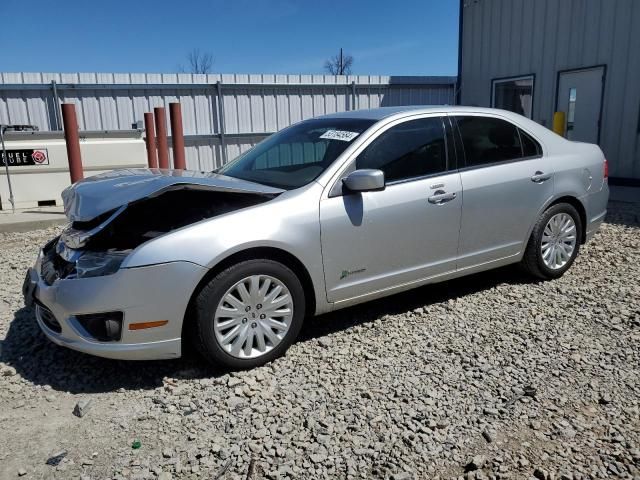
[566, 87, 577, 140]
[491, 75, 534, 119]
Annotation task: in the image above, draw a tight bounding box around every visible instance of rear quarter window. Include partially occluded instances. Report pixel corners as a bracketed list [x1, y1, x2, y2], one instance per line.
[519, 128, 542, 157]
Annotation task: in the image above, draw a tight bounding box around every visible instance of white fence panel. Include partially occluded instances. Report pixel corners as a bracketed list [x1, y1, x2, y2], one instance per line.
[1, 72, 456, 168]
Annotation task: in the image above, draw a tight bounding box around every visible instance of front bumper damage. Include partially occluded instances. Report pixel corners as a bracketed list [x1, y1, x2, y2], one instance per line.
[24, 246, 207, 360]
[23, 168, 282, 360]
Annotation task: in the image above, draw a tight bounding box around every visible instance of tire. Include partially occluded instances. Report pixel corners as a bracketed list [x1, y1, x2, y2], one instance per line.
[191, 259, 306, 369]
[521, 202, 582, 280]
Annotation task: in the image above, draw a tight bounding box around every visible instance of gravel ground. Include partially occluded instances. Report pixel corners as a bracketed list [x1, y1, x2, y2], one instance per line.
[1, 201, 639, 480]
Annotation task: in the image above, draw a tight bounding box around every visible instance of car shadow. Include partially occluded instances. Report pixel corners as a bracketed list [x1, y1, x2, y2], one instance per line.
[1, 264, 537, 394]
[604, 200, 640, 228]
[300, 264, 538, 341]
[0, 306, 221, 394]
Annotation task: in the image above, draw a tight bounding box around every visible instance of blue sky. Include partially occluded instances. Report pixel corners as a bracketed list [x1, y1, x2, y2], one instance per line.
[0, 0, 459, 75]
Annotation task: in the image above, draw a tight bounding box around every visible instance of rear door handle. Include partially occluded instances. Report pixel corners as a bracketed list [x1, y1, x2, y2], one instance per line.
[428, 190, 457, 204]
[531, 171, 552, 183]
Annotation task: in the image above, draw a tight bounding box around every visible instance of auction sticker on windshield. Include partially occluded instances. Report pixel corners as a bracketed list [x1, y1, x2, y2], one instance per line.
[320, 130, 360, 142]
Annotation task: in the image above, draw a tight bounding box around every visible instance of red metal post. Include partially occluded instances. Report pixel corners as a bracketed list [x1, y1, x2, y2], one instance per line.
[169, 102, 186, 170]
[61, 103, 84, 183]
[154, 107, 169, 169]
[144, 112, 158, 168]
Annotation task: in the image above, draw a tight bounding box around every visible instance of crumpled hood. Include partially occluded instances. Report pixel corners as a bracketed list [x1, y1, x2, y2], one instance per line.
[62, 168, 284, 223]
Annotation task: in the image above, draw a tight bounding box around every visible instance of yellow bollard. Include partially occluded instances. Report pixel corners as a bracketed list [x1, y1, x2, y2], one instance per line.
[553, 111, 566, 137]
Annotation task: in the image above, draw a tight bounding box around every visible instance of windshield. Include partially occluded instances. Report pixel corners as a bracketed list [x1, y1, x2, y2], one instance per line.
[217, 118, 376, 190]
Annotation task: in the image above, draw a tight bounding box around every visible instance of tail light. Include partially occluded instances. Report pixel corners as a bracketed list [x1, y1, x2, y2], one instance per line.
[603, 158, 609, 179]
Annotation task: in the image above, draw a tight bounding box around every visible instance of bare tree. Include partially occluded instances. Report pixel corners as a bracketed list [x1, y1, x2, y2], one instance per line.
[182, 48, 214, 74]
[324, 48, 354, 75]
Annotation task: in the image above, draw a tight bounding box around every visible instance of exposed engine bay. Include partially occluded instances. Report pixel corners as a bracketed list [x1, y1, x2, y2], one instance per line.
[68, 188, 274, 251]
[42, 169, 284, 284]
[43, 189, 275, 284]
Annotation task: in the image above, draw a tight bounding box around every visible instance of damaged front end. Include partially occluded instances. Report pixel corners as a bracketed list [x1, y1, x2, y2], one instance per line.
[42, 169, 283, 284]
[40, 238, 128, 285]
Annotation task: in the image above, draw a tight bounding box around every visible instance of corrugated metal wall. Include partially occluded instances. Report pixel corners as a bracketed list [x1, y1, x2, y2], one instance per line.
[460, 0, 640, 179]
[0, 72, 456, 171]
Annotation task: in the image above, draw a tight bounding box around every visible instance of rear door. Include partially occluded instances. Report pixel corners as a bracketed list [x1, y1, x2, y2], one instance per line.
[320, 115, 462, 303]
[453, 114, 554, 269]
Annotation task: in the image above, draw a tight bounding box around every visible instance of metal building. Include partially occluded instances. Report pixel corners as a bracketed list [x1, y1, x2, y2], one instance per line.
[459, 0, 640, 182]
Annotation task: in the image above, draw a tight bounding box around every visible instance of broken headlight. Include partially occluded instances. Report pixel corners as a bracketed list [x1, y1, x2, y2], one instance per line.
[75, 251, 128, 278]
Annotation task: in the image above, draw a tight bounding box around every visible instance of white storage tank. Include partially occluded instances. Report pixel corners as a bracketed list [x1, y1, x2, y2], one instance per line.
[0, 129, 146, 210]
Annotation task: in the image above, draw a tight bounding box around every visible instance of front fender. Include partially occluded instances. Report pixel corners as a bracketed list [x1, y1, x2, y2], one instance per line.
[123, 183, 329, 314]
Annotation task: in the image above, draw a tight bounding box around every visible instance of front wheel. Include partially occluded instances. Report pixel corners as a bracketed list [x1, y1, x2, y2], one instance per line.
[192, 259, 306, 369]
[521, 203, 582, 280]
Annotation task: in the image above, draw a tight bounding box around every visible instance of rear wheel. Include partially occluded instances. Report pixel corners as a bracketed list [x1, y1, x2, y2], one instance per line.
[521, 203, 582, 280]
[192, 259, 305, 369]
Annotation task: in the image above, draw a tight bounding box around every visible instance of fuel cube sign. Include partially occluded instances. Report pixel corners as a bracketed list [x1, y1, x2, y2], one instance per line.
[1, 149, 49, 166]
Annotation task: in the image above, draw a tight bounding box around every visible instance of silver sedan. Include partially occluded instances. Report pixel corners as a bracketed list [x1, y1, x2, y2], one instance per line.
[24, 106, 609, 368]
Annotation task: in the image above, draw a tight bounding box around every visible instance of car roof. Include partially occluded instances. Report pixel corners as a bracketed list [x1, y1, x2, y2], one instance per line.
[318, 105, 521, 121]
[316, 105, 559, 147]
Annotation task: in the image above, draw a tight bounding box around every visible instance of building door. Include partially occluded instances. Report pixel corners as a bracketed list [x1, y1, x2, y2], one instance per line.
[556, 66, 605, 143]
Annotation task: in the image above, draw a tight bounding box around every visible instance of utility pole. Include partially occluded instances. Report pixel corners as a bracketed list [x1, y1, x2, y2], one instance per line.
[0, 124, 38, 213]
[339, 48, 344, 75]
[0, 126, 16, 212]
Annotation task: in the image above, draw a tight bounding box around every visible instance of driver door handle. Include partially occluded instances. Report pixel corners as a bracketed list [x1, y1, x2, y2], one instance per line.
[428, 190, 457, 204]
[531, 171, 552, 183]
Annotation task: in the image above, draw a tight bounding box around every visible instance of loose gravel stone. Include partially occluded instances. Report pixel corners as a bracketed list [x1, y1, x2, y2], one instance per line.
[72, 398, 93, 418]
[390, 472, 413, 480]
[1, 204, 640, 479]
[466, 454, 487, 471]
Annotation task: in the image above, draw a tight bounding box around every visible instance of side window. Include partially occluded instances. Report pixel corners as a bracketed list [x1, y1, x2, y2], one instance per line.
[519, 128, 542, 157]
[355, 117, 447, 183]
[455, 116, 523, 167]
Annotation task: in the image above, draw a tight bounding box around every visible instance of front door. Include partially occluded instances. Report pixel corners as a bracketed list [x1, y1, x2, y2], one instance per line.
[320, 116, 462, 303]
[557, 66, 605, 143]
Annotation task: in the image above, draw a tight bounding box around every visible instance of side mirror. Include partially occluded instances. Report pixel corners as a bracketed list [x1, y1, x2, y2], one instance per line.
[342, 169, 385, 193]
